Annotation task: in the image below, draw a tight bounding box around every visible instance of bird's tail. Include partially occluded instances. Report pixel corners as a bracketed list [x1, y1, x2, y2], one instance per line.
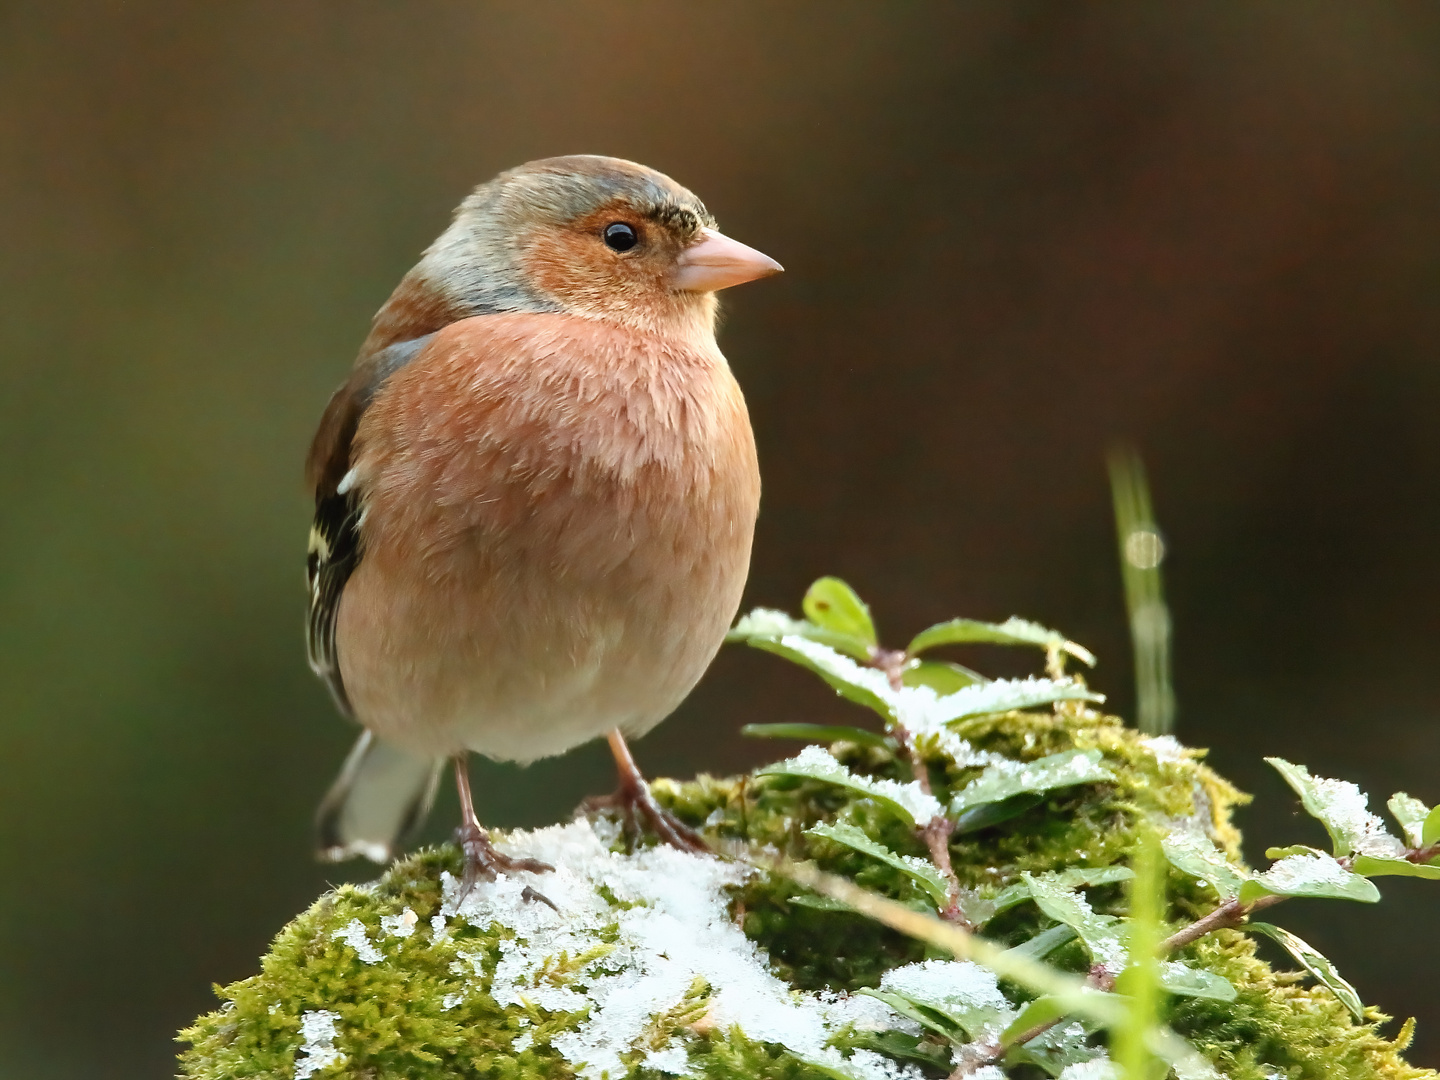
[315, 730, 444, 864]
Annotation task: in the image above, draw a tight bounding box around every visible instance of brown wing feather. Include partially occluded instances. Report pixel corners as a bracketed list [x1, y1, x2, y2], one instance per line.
[306, 334, 438, 713]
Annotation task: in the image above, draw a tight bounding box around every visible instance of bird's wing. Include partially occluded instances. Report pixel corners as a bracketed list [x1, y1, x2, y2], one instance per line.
[315, 730, 445, 863]
[305, 335, 436, 713]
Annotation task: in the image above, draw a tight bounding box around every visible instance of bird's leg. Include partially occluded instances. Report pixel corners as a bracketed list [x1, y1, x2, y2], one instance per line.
[582, 730, 708, 853]
[452, 755, 555, 907]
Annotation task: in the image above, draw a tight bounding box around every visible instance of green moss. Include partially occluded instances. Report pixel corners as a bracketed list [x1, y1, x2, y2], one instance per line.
[178, 709, 1430, 1080]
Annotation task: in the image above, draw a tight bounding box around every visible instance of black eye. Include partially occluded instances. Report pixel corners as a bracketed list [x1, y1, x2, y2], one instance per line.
[603, 222, 638, 252]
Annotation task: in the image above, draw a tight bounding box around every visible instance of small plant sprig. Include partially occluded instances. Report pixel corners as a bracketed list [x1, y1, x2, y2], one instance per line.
[729, 578, 1440, 1079]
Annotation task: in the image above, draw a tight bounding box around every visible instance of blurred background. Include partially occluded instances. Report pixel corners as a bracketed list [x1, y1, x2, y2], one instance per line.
[4, 3, 1440, 1075]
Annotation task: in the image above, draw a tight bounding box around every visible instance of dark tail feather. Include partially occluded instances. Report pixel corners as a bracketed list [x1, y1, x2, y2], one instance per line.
[315, 730, 444, 863]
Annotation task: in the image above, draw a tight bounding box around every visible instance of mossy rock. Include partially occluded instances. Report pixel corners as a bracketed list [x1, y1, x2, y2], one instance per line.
[178, 709, 1431, 1080]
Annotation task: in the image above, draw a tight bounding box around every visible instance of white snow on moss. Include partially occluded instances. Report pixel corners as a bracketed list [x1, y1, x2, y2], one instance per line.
[380, 906, 418, 938]
[294, 1009, 344, 1078]
[642, 1043, 692, 1075]
[330, 918, 382, 964]
[436, 819, 928, 1080]
[1140, 735, 1187, 763]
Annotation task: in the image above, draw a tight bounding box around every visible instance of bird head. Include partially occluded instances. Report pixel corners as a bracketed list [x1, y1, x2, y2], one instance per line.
[402, 155, 782, 342]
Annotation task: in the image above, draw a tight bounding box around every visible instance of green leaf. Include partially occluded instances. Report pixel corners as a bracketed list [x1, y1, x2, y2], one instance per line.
[1021, 872, 1126, 972]
[1387, 792, 1430, 849]
[853, 990, 969, 1044]
[802, 577, 877, 647]
[727, 607, 873, 661]
[937, 678, 1105, 730]
[1265, 757, 1400, 858]
[950, 749, 1113, 817]
[1247, 921, 1366, 1022]
[1005, 924, 1078, 961]
[1002, 993, 1110, 1075]
[1161, 830, 1248, 900]
[757, 746, 941, 826]
[1425, 806, 1440, 849]
[1349, 854, 1440, 879]
[1158, 962, 1237, 1002]
[806, 822, 950, 907]
[1238, 853, 1380, 905]
[990, 867, 1135, 915]
[906, 616, 1096, 667]
[1264, 844, 1327, 861]
[787, 894, 856, 912]
[740, 723, 892, 749]
[1000, 995, 1069, 1043]
[747, 638, 897, 721]
[952, 793, 1045, 835]
[1148, 1032, 1225, 1080]
[900, 659, 982, 694]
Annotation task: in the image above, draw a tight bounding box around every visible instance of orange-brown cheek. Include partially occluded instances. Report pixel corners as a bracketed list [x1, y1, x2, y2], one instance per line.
[520, 230, 671, 320]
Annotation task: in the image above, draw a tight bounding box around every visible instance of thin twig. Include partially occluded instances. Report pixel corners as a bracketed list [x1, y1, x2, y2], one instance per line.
[870, 646, 972, 927]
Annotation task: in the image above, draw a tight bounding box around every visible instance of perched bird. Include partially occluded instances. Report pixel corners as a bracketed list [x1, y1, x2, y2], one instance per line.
[304, 155, 780, 890]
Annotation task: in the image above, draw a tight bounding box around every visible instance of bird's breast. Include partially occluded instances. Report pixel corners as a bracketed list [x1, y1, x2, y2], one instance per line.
[337, 312, 760, 758]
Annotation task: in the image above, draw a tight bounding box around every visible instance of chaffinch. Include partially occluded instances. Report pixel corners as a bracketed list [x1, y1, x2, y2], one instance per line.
[304, 155, 780, 890]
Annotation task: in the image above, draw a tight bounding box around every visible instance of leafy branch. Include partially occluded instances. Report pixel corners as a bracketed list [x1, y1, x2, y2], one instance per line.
[729, 577, 1440, 1079]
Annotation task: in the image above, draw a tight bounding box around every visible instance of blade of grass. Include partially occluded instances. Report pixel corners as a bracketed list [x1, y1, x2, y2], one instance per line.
[1108, 447, 1175, 736]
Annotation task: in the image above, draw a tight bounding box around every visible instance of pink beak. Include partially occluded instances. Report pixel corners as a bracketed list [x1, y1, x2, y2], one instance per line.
[672, 228, 783, 292]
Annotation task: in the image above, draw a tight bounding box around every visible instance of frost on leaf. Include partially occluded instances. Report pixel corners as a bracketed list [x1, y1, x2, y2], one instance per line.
[1246, 922, 1365, 1023]
[1019, 873, 1126, 976]
[294, 1010, 344, 1079]
[807, 822, 949, 906]
[744, 635, 1101, 739]
[1266, 758, 1404, 858]
[1161, 828, 1246, 900]
[869, 959, 1018, 1043]
[950, 749, 1113, 818]
[759, 745, 942, 826]
[1240, 852, 1380, 905]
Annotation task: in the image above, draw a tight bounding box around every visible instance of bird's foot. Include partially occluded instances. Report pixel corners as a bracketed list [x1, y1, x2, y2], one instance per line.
[581, 777, 708, 854]
[453, 819, 556, 909]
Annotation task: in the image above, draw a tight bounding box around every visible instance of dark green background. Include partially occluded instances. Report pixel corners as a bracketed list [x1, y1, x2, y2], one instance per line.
[4, 4, 1440, 1076]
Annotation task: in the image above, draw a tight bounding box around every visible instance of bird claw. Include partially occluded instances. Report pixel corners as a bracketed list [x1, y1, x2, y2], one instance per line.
[580, 779, 708, 855]
[453, 820, 555, 908]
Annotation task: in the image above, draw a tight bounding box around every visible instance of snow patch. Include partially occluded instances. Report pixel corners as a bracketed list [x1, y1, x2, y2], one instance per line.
[331, 918, 382, 964]
[439, 819, 926, 1080]
[1141, 735, 1187, 763]
[294, 1010, 344, 1078]
[380, 907, 418, 938]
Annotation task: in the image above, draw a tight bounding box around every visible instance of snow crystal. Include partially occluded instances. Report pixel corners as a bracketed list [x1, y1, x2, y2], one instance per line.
[774, 637, 1097, 741]
[441, 992, 463, 1011]
[436, 818, 927, 1080]
[1261, 852, 1356, 891]
[642, 1043, 692, 1075]
[1141, 735, 1187, 763]
[331, 918, 382, 964]
[1057, 1060, 1118, 1080]
[512, 1030, 535, 1052]
[1307, 774, 1405, 857]
[879, 959, 1011, 1013]
[380, 907, 418, 938]
[929, 729, 1006, 769]
[294, 1010, 344, 1078]
[781, 744, 942, 823]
